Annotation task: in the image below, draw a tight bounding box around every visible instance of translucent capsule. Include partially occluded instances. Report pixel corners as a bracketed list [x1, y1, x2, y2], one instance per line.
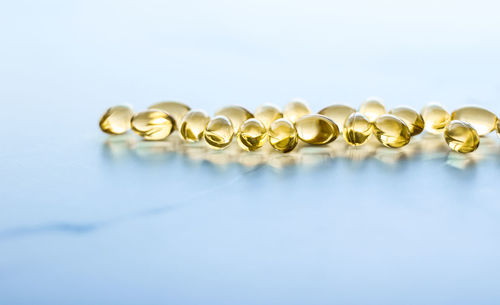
[450, 106, 498, 136]
[268, 119, 298, 153]
[318, 104, 355, 131]
[343, 112, 372, 146]
[421, 103, 450, 134]
[388, 106, 425, 136]
[295, 114, 339, 145]
[444, 120, 480, 153]
[373, 114, 411, 148]
[236, 119, 267, 151]
[99, 105, 134, 135]
[131, 110, 175, 140]
[215, 105, 253, 132]
[204, 115, 234, 149]
[359, 97, 386, 122]
[497, 120, 500, 138]
[254, 104, 283, 128]
[148, 101, 191, 129]
[179, 109, 210, 142]
[283, 100, 311, 123]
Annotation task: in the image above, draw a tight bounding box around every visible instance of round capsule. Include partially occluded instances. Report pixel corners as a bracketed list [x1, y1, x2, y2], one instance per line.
[283, 100, 311, 123]
[215, 105, 253, 132]
[450, 106, 498, 136]
[131, 110, 175, 140]
[343, 112, 372, 146]
[179, 109, 210, 142]
[318, 104, 355, 131]
[204, 116, 234, 149]
[295, 114, 339, 145]
[421, 103, 450, 134]
[236, 119, 267, 151]
[359, 97, 386, 122]
[99, 105, 134, 135]
[268, 119, 298, 153]
[444, 120, 480, 153]
[389, 106, 425, 136]
[373, 114, 411, 148]
[148, 101, 190, 129]
[254, 104, 283, 128]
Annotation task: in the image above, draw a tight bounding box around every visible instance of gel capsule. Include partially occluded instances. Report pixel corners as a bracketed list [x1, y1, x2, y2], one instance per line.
[254, 104, 283, 128]
[283, 100, 311, 123]
[444, 120, 480, 153]
[99, 105, 134, 135]
[421, 103, 450, 134]
[295, 114, 339, 145]
[343, 112, 372, 146]
[204, 115, 234, 149]
[373, 114, 411, 148]
[148, 101, 191, 129]
[318, 104, 355, 131]
[450, 106, 498, 136]
[389, 106, 425, 136]
[179, 109, 210, 142]
[359, 97, 386, 122]
[268, 119, 298, 153]
[131, 110, 175, 140]
[237, 119, 267, 151]
[215, 105, 253, 132]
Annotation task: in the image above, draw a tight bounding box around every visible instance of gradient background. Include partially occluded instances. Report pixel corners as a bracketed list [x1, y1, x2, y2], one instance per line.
[1, 0, 500, 304]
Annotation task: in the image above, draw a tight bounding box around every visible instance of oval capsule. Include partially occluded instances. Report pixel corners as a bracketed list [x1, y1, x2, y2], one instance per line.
[148, 101, 190, 129]
[295, 114, 339, 145]
[343, 112, 372, 146]
[131, 110, 175, 140]
[450, 106, 498, 136]
[283, 100, 311, 123]
[389, 106, 425, 136]
[421, 103, 450, 134]
[99, 105, 134, 135]
[237, 118, 267, 151]
[444, 120, 480, 153]
[268, 119, 298, 153]
[204, 115, 234, 149]
[179, 109, 210, 142]
[215, 105, 253, 132]
[373, 114, 411, 148]
[318, 104, 355, 131]
[359, 97, 386, 122]
[254, 104, 283, 128]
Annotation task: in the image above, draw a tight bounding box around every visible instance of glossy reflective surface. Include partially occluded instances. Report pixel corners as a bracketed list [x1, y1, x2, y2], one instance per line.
[295, 114, 339, 145]
[451, 106, 498, 136]
[268, 119, 299, 152]
[343, 112, 372, 145]
[373, 115, 411, 148]
[179, 109, 210, 142]
[131, 110, 175, 140]
[318, 104, 356, 131]
[444, 120, 480, 153]
[215, 105, 253, 132]
[283, 100, 311, 123]
[421, 103, 451, 134]
[204, 115, 234, 149]
[98, 105, 134, 135]
[359, 97, 386, 122]
[148, 101, 191, 128]
[254, 104, 283, 129]
[389, 106, 425, 136]
[236, 118, 267, 151]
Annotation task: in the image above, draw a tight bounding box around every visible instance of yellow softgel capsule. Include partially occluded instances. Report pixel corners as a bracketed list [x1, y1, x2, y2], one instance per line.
[295, 114, 339, 145]
[450, 106, 498, 136]
[388, 106, 425, 136]
[236, 118, 267, 151]
[254, 104, 283, 128]
[204, 115, 234, 149]
[215, 105, 253, 132]
[179, 109, 210, 142]
[283, 100, 311, 123]
[99, 105, 134, 135]
[318, 104, 355, 131]
[343, 112, 372, 146]
[421, 103, 450, 134]
[148, 101, 191, 129]
[373, 114, 411, 148]
[359, 97, 386, 122]
[444, 120, 480, 153]
[268, 119, 298, 153]
[131, 110, 175, 140]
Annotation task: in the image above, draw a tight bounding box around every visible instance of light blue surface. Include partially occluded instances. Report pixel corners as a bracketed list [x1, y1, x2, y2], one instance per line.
[1, 0, 500, 304]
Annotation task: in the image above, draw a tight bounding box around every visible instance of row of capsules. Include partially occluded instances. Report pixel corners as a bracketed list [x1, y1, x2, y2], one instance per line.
[99, 98, 499, 154]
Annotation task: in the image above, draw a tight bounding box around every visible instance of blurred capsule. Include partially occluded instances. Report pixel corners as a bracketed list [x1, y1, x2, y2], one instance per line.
[254, 104, 283, 128]
[318, 104, 355, 131]
[421, 103, 450, 134]
[295, 114, 339, 145]
[283, 100, 311, 123]
[99, 105, 134, 135]
[343, 112, 372, 146]
[359, 97, 386, 122]
[148, 101, 190, 129]
[268, 119, 298, 153]
[450, 106, 498, 136]
[237, 119, 267, 151]
[389, 106, 425, 136]
[204, 116, 234, 149]
[179, 109, 210, 142]
[444, 120, 480, 153]
[373, 114, 411, 148]
[215, 105, 253, 132]
[131, 110, 175, 140]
